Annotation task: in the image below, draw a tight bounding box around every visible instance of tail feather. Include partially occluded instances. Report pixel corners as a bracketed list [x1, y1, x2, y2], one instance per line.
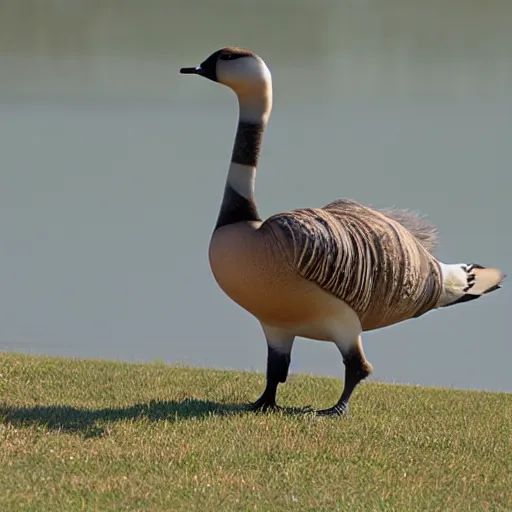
[469, 266, 505, 295]
[437, 262, 506, 308]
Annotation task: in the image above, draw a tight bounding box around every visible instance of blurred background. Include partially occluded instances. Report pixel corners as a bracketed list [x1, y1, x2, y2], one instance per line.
[0, 0, 510, 392]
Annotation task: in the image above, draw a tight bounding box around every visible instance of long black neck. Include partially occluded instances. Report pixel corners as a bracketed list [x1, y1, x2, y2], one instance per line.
[214, 120, 265, 230]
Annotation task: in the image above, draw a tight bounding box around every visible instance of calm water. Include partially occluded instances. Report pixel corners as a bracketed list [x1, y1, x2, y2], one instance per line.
[0, 0, 511, 392]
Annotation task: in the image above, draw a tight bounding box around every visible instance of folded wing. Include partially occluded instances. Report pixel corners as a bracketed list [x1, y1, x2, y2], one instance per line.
[264, 198, 442, 330]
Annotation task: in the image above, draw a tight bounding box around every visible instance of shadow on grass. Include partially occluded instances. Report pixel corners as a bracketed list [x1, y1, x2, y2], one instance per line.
[0, 399, 310, 438]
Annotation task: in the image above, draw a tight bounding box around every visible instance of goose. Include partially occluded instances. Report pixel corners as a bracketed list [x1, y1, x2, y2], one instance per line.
[180, 47, 506, 416]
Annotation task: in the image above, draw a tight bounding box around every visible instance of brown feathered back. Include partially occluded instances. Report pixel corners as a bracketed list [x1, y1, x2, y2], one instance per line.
[265, 199, 442, 331]
[378, 208, 438, 253]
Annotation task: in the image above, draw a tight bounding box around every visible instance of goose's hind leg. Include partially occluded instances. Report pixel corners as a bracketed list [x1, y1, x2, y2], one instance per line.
[247, 325, 295, 413]
[316, 335, 373, 417]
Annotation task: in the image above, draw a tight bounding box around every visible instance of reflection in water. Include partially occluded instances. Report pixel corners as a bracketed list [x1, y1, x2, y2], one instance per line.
[0, 0, 511, 392]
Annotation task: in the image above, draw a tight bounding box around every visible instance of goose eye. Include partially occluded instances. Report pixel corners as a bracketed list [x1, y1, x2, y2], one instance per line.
[219, 53, 241, 61]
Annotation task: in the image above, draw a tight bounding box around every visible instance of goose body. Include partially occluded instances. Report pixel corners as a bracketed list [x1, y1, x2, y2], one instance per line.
[181, 47, 506, 416]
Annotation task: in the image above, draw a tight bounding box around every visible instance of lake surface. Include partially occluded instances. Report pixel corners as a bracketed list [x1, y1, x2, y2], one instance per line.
[1, 0, 511, 392]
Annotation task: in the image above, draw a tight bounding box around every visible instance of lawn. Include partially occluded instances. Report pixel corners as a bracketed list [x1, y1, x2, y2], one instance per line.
[1, 352, 511, 511]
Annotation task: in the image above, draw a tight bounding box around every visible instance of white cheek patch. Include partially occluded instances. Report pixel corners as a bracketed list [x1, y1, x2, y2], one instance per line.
[218, 57, 272, 89]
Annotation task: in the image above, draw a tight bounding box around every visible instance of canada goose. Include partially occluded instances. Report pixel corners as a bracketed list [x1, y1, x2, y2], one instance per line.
[180, 47, 506, 416]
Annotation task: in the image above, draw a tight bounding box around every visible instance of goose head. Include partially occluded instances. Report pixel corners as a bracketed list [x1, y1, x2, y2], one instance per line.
[180, 47, 272, 97]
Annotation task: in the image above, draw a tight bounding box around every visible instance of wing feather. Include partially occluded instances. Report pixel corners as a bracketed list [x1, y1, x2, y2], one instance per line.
[378, 207, 438, 253]
[264, 199, 442, 330]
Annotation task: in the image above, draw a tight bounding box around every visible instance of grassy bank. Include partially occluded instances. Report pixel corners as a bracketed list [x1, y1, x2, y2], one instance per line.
[1, 352, 511, 511]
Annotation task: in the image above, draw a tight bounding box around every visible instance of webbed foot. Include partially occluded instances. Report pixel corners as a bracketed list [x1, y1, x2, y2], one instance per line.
[314, 403, 349, 417]
[246, 396, 281, 413]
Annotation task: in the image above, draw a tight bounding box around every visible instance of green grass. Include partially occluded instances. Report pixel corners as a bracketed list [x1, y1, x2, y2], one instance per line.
[1, 352, 511, 511]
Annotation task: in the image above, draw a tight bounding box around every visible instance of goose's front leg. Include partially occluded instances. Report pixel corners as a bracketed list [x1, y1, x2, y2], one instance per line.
[247, 325, 294, 412]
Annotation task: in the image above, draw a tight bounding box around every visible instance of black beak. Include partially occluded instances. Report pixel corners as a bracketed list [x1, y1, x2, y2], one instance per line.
[180, 53, 218, 82]
[180, 66, 202, 75]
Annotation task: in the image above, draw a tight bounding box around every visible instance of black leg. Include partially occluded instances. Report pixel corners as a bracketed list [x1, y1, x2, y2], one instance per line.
[247, 346, 291, 412]
[316, 343, 373, 417]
